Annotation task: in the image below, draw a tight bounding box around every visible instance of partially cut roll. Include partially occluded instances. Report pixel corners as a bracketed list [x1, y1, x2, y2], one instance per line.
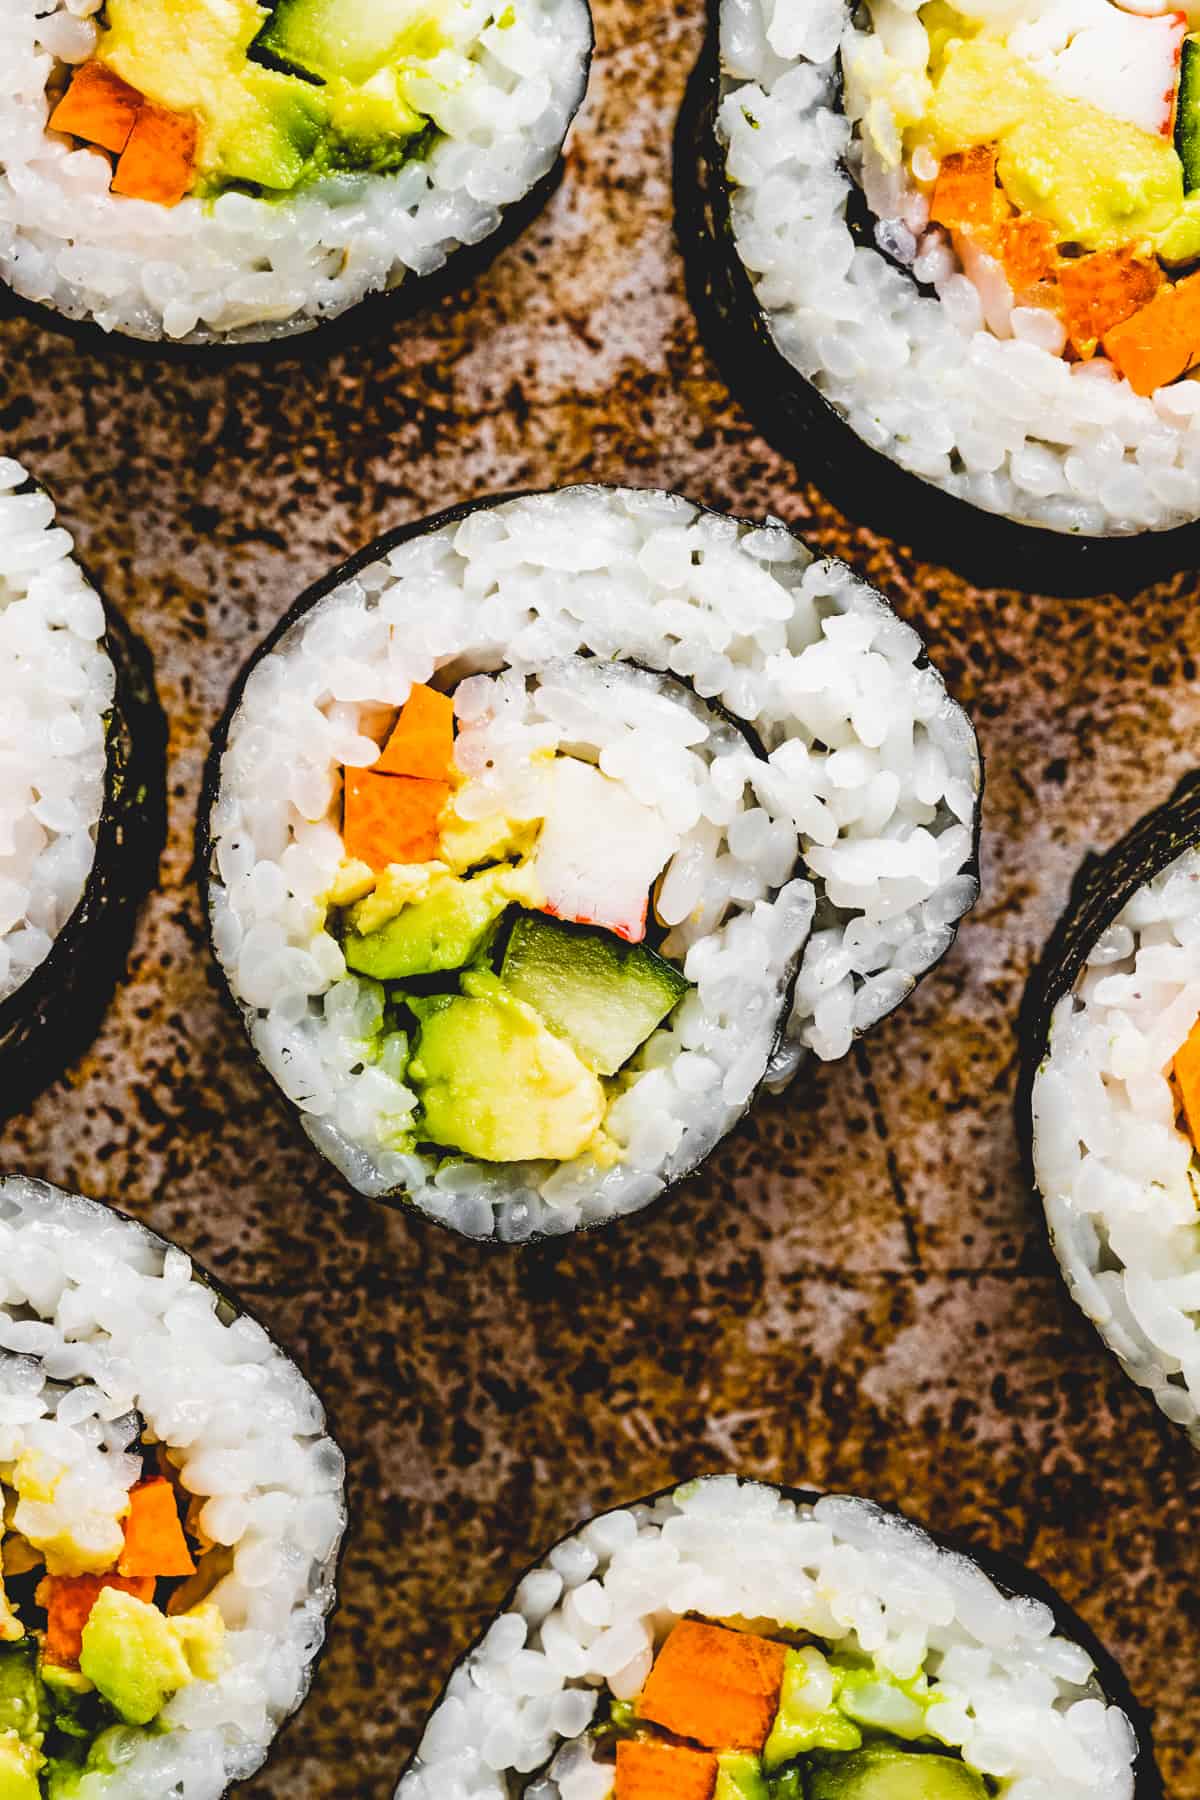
[202, 486, 981, 1239]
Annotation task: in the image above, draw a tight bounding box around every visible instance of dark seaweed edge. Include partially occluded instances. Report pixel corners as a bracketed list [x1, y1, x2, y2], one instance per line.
[392, 1475, 1163, 1798]
[0, 1173, 350, 1798]
[0, 500, 166, 1122]
[194, 483, 982, 1244]
[673, 6, 1200, 600]
[1014, 773, 1200, 1433]
[0, 8, 594, 369]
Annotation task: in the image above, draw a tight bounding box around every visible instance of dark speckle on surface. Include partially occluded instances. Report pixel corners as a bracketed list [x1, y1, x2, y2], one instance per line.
[2, 4, 1199, 1795]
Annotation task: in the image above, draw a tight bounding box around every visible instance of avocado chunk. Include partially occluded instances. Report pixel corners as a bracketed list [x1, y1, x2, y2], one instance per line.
[715, 1752, 770, 1800]
[78, 1589, 192, 1727]
[408, 975, 606, 1162]
[764, 1649, 863, 1768]
[499, 913, 690, 1077]
[0, 1734, 41, 1800]
[345, 868, 533, 982]
[1178, 36, 1200, 195]
[257, 0, 447, 86]
[0, 1641, 43, 1751]
[808, 1746, 989, 1800]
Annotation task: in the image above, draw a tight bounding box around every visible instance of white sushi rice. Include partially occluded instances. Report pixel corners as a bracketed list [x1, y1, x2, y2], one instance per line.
[716, 0, 1200, 535]
[1032, 846, 1200, 1445]
[0, 1174, 346, 1798]
[396, 1474, 1139, 1800]
[206, 487, 979, 1240]
[0, 0, 591, 344]
[0, 458, 112, 1008]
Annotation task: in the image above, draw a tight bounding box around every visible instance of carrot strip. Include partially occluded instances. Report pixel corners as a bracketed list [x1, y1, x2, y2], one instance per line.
[376, 684, 456, 781]
[36, 1573, 155, 1668]
[1059, 248, 1165, 360]
[1173, 1014, 1200, 1149]
[615, 1738, 719, 1800]
[998, 216, 1058, 296]
[343, 769, 450, 870]
[929, 146, 999, 234]
[638, 1620, 787, 1754]
[111, 102, 198, 207]
[49, 62, 143, 155]
[1103, 269, 1200, 395]
[118, 1478, 196, 1580]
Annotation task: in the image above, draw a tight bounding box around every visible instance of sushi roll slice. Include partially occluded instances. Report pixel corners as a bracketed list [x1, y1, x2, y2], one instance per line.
[200, 486, 981, 1240]
[0, 459, 164, 1122]
[0, 1174, 346, 1798]
[395, 1474, 1155, 1800]
[1022, 773, 1200, 1445]
[2, 0, 592, 349]
[679, 0, 1200, 593]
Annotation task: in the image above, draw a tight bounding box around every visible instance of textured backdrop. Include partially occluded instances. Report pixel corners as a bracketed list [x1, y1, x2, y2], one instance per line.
[1, 2, 1197, 1793]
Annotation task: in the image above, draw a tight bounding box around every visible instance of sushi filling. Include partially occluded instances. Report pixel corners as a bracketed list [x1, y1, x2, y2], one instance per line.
[844, 0, 1200, 396]
[207, 488, 979, 1238]
[1032, 843, 1200, 1439]
[396, 1476, 1139, 1800]
[0, 462, 113, 1007]
[0, 1394, 227, 1797]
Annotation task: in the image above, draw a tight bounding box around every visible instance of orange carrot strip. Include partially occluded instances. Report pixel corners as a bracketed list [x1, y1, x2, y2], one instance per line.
[1173, 1014, 1200, 1149]
[118, 1477, 196, 1580]
[1059, 248, 1165, 361]
[638, 1620, 787, 1754]
[343, 769, 451, 870]
[615, 1738, 719, 1800]
[111, 102, 198, 207]
[37, 1573, 155, 1668]
[929, 146, 999, 234]
[376, 684, 456, 781]
[1103, 269, 1200, 395]
[998, 216, 1058, 297]
[49, 62, 143, 155]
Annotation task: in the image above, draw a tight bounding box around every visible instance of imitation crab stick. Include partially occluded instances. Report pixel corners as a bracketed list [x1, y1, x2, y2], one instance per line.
[37, 1572, 155, 1667]
[1059, 248, 1165, 360]
[376, 684, 456, 780]
[343, 769, 451, 870]
[1102, 267, 1200, 395]
[1173, 1014, 1200, 1147]
[110, 102, 198, 207]
[49, 62, 143, 155]
[615, 1738, 719, 1800]
[118, 1477, 196, 1580]
[929, 146, 999, 234]
[638, 1620, 787, 1753]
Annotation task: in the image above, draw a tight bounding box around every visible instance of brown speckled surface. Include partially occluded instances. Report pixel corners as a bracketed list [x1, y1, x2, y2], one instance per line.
[2, 3, 1199, 1793]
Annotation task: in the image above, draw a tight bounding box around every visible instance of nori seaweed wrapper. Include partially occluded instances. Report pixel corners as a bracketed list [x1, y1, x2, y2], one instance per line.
[0, 596, 166, 1121]
[395, 1478, 1162, 1798]
[0, 9, 594, 367]
[674, 3, 1200, 599]
[197, 486, 981, 1242]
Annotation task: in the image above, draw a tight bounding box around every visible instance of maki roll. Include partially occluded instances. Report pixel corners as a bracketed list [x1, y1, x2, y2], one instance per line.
[1023, 774, 1200, 1445]
[0, 1174, 346, 1798]
[2, 0, 592, 347]
[201, 486, 981, 1240]
[396, 1474, 1153, 1800]
[680, 0, 1200, 591]
[0, 459, 164, 1122]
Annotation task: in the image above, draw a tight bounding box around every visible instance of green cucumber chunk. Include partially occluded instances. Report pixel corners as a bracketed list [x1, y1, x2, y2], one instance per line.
[498, 913, 689, 1076]
[257, 0, 446, 86]
[807, 1746, 989, 1800]
[1177, 36, 1200, 195]
[0, 1643, 41, 1751]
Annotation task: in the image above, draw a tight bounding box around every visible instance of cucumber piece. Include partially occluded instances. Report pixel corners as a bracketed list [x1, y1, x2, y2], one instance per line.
[499, 912, 689, 1077]
[1176, 35, 1200, 195]
[808, 1746, 989, 1800]
[257, 0, 445, 87]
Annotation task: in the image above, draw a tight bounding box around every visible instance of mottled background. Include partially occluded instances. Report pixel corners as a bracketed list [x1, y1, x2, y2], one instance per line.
[2, 2, 1198, 1793]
